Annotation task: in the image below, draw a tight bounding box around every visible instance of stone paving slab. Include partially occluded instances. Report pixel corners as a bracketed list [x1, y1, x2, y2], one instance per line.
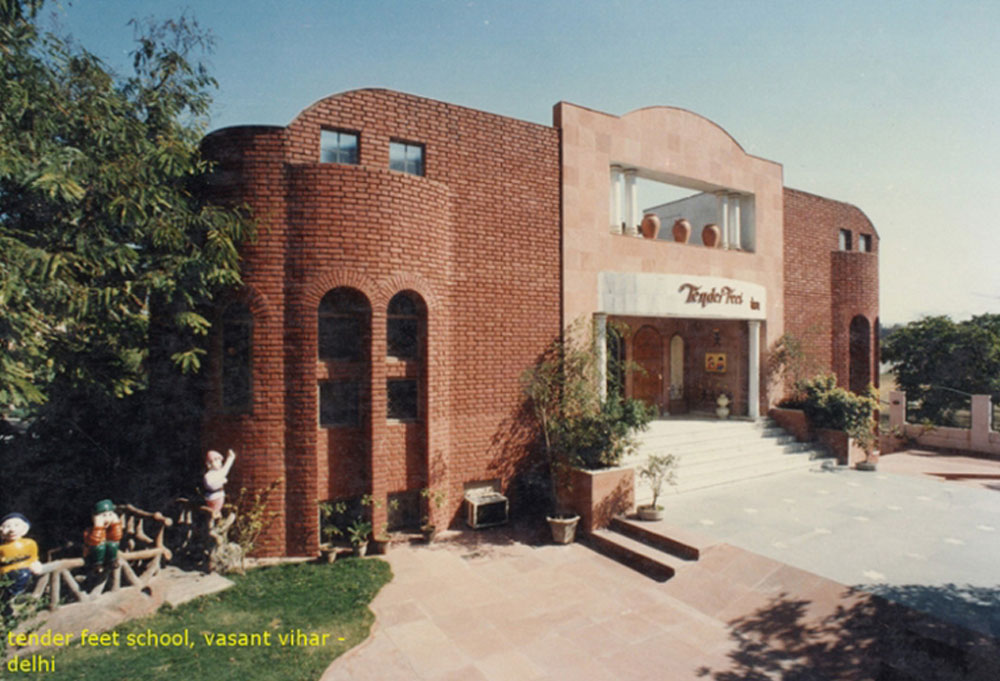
[320, 519, 1000, 681]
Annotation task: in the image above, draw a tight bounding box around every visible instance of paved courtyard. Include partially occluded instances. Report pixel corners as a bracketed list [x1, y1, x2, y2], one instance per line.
[657, 450, 1000, 637]
[321, 451, 1000, 681]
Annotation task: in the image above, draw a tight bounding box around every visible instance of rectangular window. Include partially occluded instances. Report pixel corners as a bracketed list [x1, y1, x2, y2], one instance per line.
[320, 129, 359, 164]
[839, 229, 852, 251]
[387, 379, 418, 420]
[320, 381, 360, 427]
[389, 141, 424, 176]
[859, 234, 872, 252]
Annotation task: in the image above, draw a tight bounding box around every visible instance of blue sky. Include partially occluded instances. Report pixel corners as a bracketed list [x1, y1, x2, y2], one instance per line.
[46, 0, 1000, 325]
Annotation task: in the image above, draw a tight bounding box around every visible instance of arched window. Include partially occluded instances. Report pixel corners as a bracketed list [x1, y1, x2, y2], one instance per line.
[387, 292, 421, 359]
[318, 288, 369, 361]
[385, 291, 426, 421]
[221, 302, 252, 411]
[849, 315, 871, 394]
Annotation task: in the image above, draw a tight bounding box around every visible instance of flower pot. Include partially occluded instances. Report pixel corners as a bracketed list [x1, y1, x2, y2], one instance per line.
[420, 525, 437, 543]
[319, 545, 337, 564]
[546, 514, 580, 544]
[702, 223, 721, 248]
[637, 505, 664, 521]
[856, 461, 878, 472]
[351, 541, 368, 557]
[672, 218, 691, 244]
[640, 213, 661, 239]
[716, 394, 730, 419]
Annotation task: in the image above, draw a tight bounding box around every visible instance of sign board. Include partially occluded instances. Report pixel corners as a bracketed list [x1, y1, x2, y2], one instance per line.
[599, 272, 767, 320]
[705, 353, 727, 373]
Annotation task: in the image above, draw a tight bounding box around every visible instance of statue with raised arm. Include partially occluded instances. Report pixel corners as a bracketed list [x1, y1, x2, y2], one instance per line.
[203, 449, 236, 518]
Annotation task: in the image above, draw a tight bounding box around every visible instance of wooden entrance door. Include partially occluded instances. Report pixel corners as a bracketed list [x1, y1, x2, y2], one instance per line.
[633, 326, 663, 411]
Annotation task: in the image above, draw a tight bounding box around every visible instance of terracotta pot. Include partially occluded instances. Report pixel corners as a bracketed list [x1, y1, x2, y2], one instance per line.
[702, 223, 721, 247]
[640, 213, 661, 239]
[546, 514, 579, 544]
[637, 505, 664, 521]
[672, 218, 691, 243]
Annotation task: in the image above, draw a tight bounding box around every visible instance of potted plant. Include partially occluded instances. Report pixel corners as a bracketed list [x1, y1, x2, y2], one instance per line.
[636, 453, 678, 521]
[347, 518, 371, 557]
[851, 420, 879, 471]
[419, 487, 446, 543]
[521, 320, 653, 542]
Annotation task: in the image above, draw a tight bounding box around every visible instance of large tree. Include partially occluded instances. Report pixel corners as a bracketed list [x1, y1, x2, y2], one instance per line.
[1, 0, 252, 412]
[0, 0, 253, 543]
[882, 314, 1000, 424]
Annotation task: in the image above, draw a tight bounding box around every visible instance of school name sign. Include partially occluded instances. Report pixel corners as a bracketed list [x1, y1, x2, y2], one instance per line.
[599, 272, 767, 320]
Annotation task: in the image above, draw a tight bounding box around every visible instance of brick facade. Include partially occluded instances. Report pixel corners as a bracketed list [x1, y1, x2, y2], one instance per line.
[202, 90, 561, 556]
[782, 188, 880, 392]
[201, 90, 879, 556]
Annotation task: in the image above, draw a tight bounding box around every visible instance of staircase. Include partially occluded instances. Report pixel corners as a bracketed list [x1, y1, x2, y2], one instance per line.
[623, 416, 832, 504]
[584, 417, 832, 581]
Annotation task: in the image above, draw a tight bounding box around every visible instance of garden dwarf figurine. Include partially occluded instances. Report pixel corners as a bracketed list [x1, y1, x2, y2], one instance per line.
[203, 449, 236, 518]
[83, 499, 123, 568]
[0, 513, 42, 601]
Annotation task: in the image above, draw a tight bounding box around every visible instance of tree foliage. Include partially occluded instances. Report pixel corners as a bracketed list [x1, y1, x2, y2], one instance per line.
[882, 315, 1000, 424]
[0, 1, 253, 411]
[0, 0, 253, 548]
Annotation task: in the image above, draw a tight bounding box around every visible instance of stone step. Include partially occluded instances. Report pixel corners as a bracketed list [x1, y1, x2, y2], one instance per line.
[625, 417, 833, 498]
[608, 517, 708, 561]
[582, 528, 692, 582]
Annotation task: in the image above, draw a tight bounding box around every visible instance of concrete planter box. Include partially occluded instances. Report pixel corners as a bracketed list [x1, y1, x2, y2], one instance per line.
[815, 428, 871, 467]
[565, 466, 635, 535]
[769, 407, 812, 442]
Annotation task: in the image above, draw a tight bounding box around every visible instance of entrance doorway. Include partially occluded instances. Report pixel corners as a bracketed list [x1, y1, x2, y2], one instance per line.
[633, 325, 663, 411]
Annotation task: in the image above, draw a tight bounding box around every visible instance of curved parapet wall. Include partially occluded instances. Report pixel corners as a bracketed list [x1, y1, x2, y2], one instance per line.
[201, 89, 561, 556]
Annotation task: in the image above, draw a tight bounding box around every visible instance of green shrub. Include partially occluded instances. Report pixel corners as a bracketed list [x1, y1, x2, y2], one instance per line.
[796, 374, 878, 450]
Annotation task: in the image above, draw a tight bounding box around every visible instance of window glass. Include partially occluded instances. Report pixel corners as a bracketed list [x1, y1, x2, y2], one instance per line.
[320, 130, 359, 164]
[320, 381, 360, 426]
[318, 288, 369, 361]
[838, 229, 852, 251]
[859, 234, 872, 252]
[387, 292, 421, 359]
[387, 379, 418, 420]
[222, 303, 252, 411]
[389, 141, 424, 176]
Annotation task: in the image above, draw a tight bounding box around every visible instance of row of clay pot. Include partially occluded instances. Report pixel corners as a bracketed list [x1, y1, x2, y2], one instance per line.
[639, 214, 722, 247]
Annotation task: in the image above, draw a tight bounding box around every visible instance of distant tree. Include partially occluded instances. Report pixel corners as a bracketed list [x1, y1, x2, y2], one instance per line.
[0, 0, 253, 546]
[0, 0, 253, 411]
[882, 315, 1000, 424]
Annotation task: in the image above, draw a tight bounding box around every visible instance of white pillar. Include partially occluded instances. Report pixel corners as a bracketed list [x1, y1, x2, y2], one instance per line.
[717, 192, 730, 249]
[748, 320, 761, 420]
[594, 313, 608, 403]
[729, 193, 742, 250]
[624, 169, 638, 237]
[610, 166, 623, 234]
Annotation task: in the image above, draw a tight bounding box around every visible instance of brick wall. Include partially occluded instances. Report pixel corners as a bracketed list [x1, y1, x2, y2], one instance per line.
[202, 90, 561, 555]
[783, 188, 879, 393]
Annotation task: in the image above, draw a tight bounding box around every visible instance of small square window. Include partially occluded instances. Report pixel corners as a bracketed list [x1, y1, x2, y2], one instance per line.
[387, 379, 418, 420]
[320, 381, 360, 427]
[389, 141, 424, 176]
[838, 229, 852, 251]
[320, 130, 359, 165]
[859, 234, 872, 252]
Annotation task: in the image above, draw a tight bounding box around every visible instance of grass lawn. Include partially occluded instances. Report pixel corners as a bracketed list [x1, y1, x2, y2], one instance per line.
[42, 558, 391, 681]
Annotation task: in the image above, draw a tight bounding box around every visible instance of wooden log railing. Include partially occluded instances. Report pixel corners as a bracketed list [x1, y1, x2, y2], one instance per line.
[29, 504, 173, 611]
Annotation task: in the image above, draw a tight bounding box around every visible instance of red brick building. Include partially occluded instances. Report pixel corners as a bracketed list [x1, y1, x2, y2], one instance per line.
[201, 89, 878, 556]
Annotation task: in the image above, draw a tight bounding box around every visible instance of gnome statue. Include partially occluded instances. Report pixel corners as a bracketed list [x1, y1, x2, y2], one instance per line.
[203, 449, 236, 519]
[83, 499, 123, 568]
[0, 513, 42, 602]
